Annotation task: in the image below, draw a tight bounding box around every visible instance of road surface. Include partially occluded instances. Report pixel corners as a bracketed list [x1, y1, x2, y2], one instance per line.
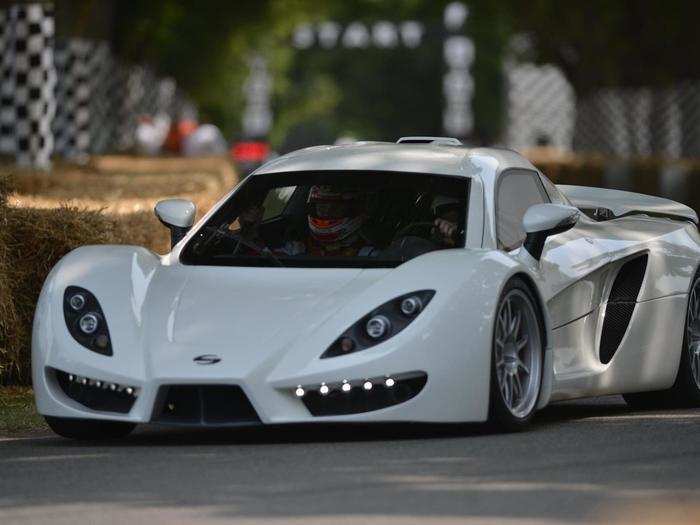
[1, 396, 699, 524]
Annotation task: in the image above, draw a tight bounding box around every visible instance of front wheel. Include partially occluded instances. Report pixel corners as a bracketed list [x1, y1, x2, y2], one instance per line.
[489, 278, 544, 431]
[623, 273, 700, 409]
[45, 416, 136, 440]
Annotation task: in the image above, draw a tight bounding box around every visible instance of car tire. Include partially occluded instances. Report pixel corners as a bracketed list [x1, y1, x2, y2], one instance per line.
[623, 272, 700, 410]
[44, 416, 136, 440]
[488, 277, 545, 431]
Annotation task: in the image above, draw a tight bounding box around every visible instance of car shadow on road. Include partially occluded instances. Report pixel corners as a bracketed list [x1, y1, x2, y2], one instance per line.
[34, 395, 649, 448]
[535, 394, 632, 424]
[43, 421, 494, 448]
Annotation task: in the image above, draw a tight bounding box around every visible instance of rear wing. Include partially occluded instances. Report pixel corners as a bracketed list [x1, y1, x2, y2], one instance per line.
[558, 185, 699, 225]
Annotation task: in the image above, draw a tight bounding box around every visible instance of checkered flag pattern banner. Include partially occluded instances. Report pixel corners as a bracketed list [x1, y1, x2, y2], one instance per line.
[88, 41, 119, 154]
[0, 2, 195, 168]
[0, 8, 13, 155]
[0, 3, 56, 168]
[116, 65, 162, 151]
[54, 38, 128, 159]
[53, 38, 91, 159]
[504, 55, 700, 160]
[504, 62, 575, 151]
[574, 83, 700, 159]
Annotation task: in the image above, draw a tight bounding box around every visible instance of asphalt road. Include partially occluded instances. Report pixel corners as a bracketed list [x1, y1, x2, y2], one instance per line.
[1, 396, 699, 525]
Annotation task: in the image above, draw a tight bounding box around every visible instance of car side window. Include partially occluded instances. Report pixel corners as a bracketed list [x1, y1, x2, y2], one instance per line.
[539, 174, 570, 205]
[496, 171, 548, 251]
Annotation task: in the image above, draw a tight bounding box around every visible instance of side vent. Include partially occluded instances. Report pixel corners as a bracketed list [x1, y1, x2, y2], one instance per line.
[599, 255, 648, 364]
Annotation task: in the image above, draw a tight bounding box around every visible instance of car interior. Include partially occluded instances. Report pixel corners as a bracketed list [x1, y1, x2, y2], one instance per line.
[182, 171, 470, 267]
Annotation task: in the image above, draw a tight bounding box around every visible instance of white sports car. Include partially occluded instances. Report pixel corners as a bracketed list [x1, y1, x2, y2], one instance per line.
[33, 137, 700, 439]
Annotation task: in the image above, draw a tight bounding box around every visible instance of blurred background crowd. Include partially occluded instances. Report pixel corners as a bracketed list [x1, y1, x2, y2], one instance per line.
[0, 1, 698, 174]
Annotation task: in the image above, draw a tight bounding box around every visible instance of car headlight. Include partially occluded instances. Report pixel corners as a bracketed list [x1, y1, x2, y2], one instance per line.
[78, 312, 100, 334]
[366, 315, 391, 339]
[321, 290, 435, 359]
[63, 286, 113, 356]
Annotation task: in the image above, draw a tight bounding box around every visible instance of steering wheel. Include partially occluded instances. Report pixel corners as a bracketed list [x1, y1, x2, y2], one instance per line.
[224, 230, 269, 255]
[199, 225, 270, 255]
[394, 221, 436, 240]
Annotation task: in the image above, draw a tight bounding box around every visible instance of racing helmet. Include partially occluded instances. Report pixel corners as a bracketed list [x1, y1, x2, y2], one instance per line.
[307, 185, 366, 244]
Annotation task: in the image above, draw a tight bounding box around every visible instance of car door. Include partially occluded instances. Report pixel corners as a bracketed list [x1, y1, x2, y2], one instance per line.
[495, 170, 611, 328]
[534, 175, 613, 328]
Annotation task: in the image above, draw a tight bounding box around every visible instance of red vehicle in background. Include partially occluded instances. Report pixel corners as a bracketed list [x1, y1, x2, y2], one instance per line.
[231, 141, 272, 177]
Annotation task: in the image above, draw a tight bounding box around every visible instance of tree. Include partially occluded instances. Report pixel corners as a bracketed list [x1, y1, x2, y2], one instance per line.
[507, 0, 700, 93]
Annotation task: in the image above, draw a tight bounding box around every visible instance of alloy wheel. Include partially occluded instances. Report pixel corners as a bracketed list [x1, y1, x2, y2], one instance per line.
[494, 289, 543, 419]
[686, 280, 700, 389]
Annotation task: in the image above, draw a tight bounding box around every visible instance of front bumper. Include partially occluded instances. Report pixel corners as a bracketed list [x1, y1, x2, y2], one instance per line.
[37, 365, 434, 426]
[46, 369, 429, 427]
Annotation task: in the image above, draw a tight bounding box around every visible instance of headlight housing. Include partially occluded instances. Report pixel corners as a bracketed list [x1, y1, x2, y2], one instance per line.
[63, 286, 113, 356]
[321, 290, 435, 358]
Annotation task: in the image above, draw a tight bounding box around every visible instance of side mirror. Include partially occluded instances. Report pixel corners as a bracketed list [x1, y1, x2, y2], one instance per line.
[522, 203, 579, 261]
[154, 199, 196, 248]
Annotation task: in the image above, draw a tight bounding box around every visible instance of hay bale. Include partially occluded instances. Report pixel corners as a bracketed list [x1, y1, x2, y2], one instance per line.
[0, 172, 13, 380]
[0, 205, 116, 385]
[112, 210, 171, 254]
[0, 204, 176, 384]
[0, 172, 12, 207]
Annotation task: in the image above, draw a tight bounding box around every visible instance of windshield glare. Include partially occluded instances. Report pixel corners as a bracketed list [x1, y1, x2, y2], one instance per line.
[181, 171, 469, 268]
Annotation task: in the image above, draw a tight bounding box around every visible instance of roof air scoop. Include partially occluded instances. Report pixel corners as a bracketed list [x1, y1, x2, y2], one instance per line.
[396, 136, 463, 146]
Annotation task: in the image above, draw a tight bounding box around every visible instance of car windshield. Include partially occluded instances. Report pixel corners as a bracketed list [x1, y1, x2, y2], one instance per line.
[181, 171, 469, 268]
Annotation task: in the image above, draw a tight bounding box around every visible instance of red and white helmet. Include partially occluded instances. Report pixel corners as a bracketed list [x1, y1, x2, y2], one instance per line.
[307, 185, 365, 245]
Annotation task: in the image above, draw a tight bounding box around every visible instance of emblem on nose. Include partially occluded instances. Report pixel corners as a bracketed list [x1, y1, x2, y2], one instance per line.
[193, 354, 221, 365]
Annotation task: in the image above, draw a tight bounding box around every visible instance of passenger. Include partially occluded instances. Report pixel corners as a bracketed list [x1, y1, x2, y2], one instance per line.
[432, 196, 461, 247]
[238, 204, 265, 247]
[234, 202, 279, 256]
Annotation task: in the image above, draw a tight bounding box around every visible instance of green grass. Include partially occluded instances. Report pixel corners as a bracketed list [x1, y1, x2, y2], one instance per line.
[0, 387, 46, 436]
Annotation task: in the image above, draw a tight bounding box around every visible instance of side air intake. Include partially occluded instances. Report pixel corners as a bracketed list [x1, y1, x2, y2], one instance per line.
[599, 255, 648, 364]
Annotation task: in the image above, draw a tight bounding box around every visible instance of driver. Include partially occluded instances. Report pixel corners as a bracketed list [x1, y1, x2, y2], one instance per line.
[234, 185, 376, 257]
[285, 185, 375, 256]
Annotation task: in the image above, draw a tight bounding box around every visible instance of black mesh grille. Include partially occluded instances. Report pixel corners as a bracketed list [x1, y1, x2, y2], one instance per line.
[55, 369, 135, 414]
[151, 385, 260, 426]
[608, 255, 648, 302]
[600, 255, 648, 364]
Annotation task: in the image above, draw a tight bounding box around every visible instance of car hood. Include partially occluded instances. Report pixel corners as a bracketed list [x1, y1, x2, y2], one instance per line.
[175, 267, 388, 346]
[142, 266, 390, 377]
